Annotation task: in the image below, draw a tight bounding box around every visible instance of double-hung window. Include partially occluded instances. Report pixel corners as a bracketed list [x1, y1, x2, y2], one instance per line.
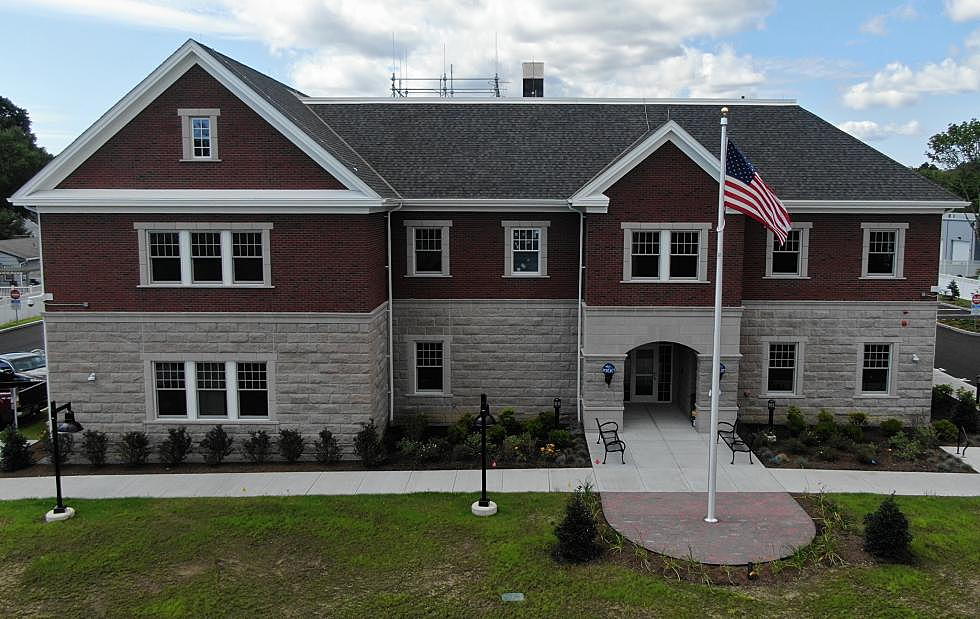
[860, 344, 892, 394]
[765, 342, 799, 395]
[622, 223, 709, 282]
[861, 223, 907, 279]
[149, 360, 272, 420]
[405, 221, 451, 277]
[765, 223, 811, 278]
[502, 221, 549, 277]
[136, 223, 272, 287]
[178, 108, 220, 161]
[408, 337, 451, 395]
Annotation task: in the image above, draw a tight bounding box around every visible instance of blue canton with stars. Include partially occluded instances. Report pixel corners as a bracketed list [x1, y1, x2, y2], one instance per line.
[726, 141, 756, 184]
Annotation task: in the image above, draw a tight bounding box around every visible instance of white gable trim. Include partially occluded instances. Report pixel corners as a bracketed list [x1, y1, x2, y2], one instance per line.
[11, 39, 379, 205]
[568, 120, 720, 208]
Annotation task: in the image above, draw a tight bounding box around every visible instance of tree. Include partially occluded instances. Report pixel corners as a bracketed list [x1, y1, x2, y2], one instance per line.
[921, 119, 980, 240]
[0, 96, 52, 231]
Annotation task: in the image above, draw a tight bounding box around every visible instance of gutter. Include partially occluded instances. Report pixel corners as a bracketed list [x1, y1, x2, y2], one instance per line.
[385, 200, 404, 424]
[568, 202, 585, 425]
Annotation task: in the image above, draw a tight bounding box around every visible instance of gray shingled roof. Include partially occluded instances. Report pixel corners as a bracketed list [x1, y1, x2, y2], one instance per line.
[0, 237, 38, 260]
[200, 43, 400, 199]
[309, 102, 959, 201]
[198, 42, 957, 203]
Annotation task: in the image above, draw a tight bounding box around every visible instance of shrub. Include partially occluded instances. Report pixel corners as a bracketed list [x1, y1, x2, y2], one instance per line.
[354, 419, 385, 466]
[402, 413, 428, 442]
[554, 489, 601, 563]
[522, 417, 546, 442]
[931, 419, 958, 444]
[854, 443, 878, 465]
[242, 430, 272, 464]
[81, 430, 109, 467]
[462, 432, 497, 461]
[397, 438, 422, 463]
[786, 406, 806, 437]
[947, 279, 960, 298]
[815, 448, 837, 462]
[888, 433, 923, 461]
[314, 429, 342, 464]
[847, 411, 869, 427]
[801, 429, 821, 447]
[446, 414, 475, 445]
[814, 409, 838, 442]
[828, 434, 854, 452]
[0, 428, 32, 471]
[503, 432, 536, 464]
[863, 495, 912, 561]
[498, 408, 522, 435]
[39, 426, 74, 464]
[159, 427, 193, 467]
[398, 438, 444, 466]
[879, 418, 904, 438]
[487, 424, 507, 445]
[841, 423, 864, 443]
[931, 384, 957, 421]
[784, 437, 809, 455]
[914, 425, 938, 449]
[274, 429, 304, 463]
[120, 431, 151, 466]
[200, 425, 234, 466]
[953, 389, 978, 433]
[548, 429, 574, 449]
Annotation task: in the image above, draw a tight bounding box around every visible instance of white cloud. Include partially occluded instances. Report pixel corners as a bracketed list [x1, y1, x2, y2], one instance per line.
[946, 0, 980, 21]
[860, 3, 917, 36]
[19, 0, 777, 98]
[842, 53, 980, 108]
[836, 119, 920, 141]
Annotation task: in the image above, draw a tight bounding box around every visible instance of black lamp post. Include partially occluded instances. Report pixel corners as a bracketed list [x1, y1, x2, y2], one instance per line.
[45, 401, 82, 522]
[553, 397, 561, 429]
[470, 393, 498, 517]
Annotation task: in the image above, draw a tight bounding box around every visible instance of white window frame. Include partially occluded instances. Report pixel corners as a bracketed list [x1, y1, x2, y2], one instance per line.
[406, 336, 452, 396]
[765, 222, 812, 279]
[501, 221, 550, 277]
[135, 223, 273, 288]
[143, 354, 277, 423]
[761, 339, 805, 397]
[855, 341, 898, 397]
[621, 222, 710, 283]
[178, 108, 220, 161]
[860, 223, 907, 279]
[404, 220, 451, 277]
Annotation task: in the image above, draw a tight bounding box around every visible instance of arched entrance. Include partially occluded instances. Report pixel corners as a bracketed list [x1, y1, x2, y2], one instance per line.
[624, 341, 699, 420]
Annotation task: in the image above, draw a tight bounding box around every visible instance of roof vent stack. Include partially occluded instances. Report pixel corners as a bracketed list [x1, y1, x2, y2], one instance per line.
[522, 62, 544, 97]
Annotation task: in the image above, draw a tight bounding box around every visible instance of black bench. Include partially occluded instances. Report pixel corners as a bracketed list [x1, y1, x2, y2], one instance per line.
[595, 418, 626, 464]
[716, 411, 753, 464]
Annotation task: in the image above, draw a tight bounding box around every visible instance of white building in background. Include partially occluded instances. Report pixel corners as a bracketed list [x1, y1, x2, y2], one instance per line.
[941, 212, 979, 278]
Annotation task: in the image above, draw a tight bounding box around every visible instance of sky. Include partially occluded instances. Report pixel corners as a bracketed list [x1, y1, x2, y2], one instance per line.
[1, 0, 979, 167]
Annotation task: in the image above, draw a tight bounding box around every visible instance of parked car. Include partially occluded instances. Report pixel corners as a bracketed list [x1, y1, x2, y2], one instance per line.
[0, 351, 47, 429]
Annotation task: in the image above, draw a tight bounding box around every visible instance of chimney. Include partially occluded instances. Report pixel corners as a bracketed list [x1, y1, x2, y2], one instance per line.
[522, 62, 544, 97]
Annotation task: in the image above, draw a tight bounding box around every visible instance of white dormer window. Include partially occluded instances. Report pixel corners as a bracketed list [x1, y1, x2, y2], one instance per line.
[178, 108, 220, 161]
[501, 221, 549, 277]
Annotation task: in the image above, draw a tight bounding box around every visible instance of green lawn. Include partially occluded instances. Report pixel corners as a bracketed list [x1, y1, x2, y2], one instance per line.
[0, 315, 42, 331]
[0, 494, 977, 617]
[940, 317, 980, 333]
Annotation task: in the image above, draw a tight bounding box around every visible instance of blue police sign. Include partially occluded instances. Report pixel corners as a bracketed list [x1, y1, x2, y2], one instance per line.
[719, 362, 726, 377]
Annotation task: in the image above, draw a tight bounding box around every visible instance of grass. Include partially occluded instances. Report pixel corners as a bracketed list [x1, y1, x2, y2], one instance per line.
[0, 494, 977, 617]
[0, 315, 41, 331]
[939, 294, 972, 309]
[939, 317, 980, 333]
[15, 416, 46, 440]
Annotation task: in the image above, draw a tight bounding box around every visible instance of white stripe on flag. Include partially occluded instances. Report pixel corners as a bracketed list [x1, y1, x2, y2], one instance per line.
[724, 176, 791, 243]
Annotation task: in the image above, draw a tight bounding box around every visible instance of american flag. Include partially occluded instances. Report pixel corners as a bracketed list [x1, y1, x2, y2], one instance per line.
[723, 140, 793, 244]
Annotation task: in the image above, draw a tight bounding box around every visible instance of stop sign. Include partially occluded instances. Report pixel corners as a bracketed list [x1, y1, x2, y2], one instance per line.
[973, 293, 980, 305]
[9, 289, 20, 300]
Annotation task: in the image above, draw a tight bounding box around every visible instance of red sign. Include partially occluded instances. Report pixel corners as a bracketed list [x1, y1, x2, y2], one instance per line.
[973, 293, 980, 305]
[9, 289, 20, 300]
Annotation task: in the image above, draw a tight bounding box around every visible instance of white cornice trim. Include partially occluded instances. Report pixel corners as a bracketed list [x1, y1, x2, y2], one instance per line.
[400, 198, 606, 213]
[568, 120, 720, 208]
[300, 97, 798, 106]
[44, 303, 389, 323]
[18, 189, 385, 213]
[783, 200, 965, 214]
[11, 39, 380, 203]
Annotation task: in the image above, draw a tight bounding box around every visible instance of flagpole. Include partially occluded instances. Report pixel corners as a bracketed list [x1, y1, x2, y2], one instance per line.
[705, 107, 729, 524]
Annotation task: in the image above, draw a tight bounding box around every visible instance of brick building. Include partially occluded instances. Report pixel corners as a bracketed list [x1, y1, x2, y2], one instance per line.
[12, 41, 966, 453]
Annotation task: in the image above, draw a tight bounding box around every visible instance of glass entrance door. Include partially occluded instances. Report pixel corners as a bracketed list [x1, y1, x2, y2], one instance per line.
[630, 344, 673, 402]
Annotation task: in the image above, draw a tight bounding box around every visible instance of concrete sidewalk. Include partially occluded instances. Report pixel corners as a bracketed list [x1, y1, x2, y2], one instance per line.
[0, 467, 596, 501]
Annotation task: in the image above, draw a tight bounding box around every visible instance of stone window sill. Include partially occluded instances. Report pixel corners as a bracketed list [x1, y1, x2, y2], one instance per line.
[859, 276, 905, 280]
[138, 284, 275, 289]
[763, 393, 804, 399]
[405, 274, 452, 278]
[407, 392, 453, 398]
[147, 418, 277, 425]
[620, 279, 709, 284]
[763, 275, 810, 280]
[179, 158, 222, 163]
[854, 393, 900, 399]
[502, 274, 549, 279]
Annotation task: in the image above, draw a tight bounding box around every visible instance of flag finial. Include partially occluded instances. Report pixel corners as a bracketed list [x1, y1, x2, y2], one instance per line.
[720, 106, 729, 117]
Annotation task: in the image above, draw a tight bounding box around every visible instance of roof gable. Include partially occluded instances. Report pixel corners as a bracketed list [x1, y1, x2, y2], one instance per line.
[12, 40, 381, 204]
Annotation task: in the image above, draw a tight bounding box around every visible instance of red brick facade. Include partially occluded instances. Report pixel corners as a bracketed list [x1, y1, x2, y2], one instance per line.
[392, 212, 579, 299]
[41, 213, 387, 312]
[741, 213, 940, 301]
[586, 142, 745, 307]
[58, 65, 344, 190]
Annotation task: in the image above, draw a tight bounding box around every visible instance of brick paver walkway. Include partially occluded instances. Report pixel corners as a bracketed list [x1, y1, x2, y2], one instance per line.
[602, 491, 816, 565]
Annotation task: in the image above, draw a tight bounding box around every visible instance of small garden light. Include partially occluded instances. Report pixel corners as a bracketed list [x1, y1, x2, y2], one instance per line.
[553, 397, 561, 428]
[45, 401, 83, 523]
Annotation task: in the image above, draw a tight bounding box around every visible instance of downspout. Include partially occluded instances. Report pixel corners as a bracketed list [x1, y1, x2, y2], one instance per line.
[386, 201, 403, 424]
[32, 209, 52, 424]
[568, 202, 585, 425]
